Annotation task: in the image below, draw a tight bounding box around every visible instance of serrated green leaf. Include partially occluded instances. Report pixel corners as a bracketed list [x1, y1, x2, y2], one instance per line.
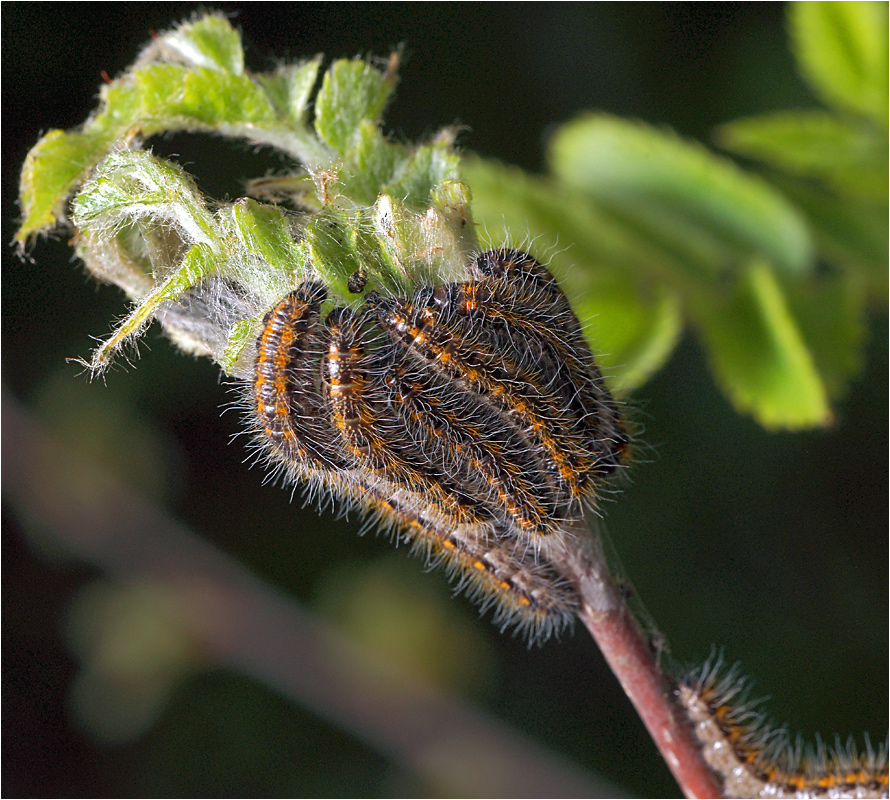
[305, 209, 364, 302]
[548, 114, 815, 279]
[17, 130, 106, 241]
[93, 81, 143, 131]
[694, 261, 831, 430]
[717, 110, 888, 201]
[257, 58, 322, 122]
[785, 272, 867, 401]
[342, 120, 405, 206]
[161, 14, 245, 74]
[314, 59, 394, 154]
[73, 150, 217, 248]
[16, 23, 404, 243]
[789, 1, 889, 124]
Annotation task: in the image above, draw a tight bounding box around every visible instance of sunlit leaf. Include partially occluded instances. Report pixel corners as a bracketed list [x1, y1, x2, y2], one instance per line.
[717, 110, 888, 202]
[258, 58, 323, 122]
[160, 13, 246, 74]
[785, 272, 867, 402]
[18, 130, 106, 241]
[789, 1, 889, 123]
[548, 114, 815, 279]
[314, 58, 394, 154]
[694, 261, 831, 430]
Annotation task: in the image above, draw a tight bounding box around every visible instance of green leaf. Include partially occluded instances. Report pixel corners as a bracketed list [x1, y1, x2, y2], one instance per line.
[717, 110, 888, 201]
[314, 58, 394, 154]
[257, 58, 322, 122]
[132, 65, 276, 127]
[789, 1, 889, 124]
[159, 13, 246, 74]
[17, 130, 106, 241]
[548, 114, 815, 279]
[464, 156, 674, 282]
[386, 139, 461, 213]
[771, 175, 888, 297]
[92, 81, 143, 131]
[73, 150, 217, 248]
[341, 120, 405, 206]
[230, 199, 302, 279]
[305, 208, 365, 302]
[85, 241, 219, 373]
[370, 194, 441, 291]
[222, 318, 262, 375]
[785, 272, 867, 402]
[19, 64, 281, 246]
[694, 261, 831, 430]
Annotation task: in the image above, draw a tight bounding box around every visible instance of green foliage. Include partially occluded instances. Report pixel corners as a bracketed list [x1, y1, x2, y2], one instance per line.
[789, 1, 888, 123]
[695, 260, 831, 429]
[17, 7, 888, 429]
[548, 114, 814, 280]
[718, 111, 887, 201]
[314, 58, 395, 154]
[468, 1, 887, 428]
[717, 3, 888, 307]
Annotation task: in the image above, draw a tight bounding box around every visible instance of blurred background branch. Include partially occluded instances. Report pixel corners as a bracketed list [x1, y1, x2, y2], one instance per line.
[3, 391, 620, 798]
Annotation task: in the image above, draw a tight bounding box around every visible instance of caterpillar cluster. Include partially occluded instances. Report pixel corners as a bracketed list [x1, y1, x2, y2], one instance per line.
[248, 248, 629, 643]
[675, 656, 889, 799]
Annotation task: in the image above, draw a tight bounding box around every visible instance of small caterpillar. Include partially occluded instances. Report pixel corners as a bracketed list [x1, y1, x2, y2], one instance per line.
[253, 282, 351, 484]
[449, 250, 628, 476]
[675, 656, 889, 799]
[359, 488, 580, 643]
[247, 249, 626, 642]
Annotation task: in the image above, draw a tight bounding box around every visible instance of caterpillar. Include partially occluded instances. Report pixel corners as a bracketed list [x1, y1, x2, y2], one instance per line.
[675, 655, 889, 799]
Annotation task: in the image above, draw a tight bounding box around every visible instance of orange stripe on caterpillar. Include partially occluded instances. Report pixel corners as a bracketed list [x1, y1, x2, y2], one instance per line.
[322, 306, 489, 529]
[434, 277, 629, 483]
[383, 357, 562, 537]
[426, 254, 629, 492]
[366, 288, 591, 508]
[468, 249, 630, 473]
[253, 283, 350, 480]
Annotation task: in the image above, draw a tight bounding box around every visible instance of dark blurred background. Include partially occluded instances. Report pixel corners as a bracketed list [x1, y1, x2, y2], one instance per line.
[3, 3, 887, 797]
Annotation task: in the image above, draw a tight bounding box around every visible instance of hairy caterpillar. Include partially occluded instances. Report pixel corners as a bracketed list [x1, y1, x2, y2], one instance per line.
[675, 656, 889, 799]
